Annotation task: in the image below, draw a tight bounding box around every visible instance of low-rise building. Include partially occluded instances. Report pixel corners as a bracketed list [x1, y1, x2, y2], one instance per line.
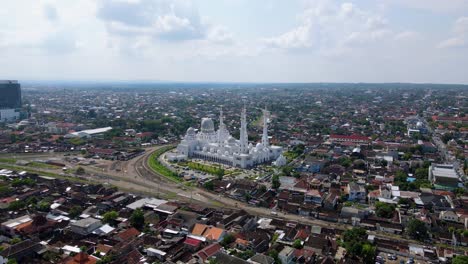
[70, 218, 102, 236]
[347, 182, 366, 201]
[428, 164, 460, 190]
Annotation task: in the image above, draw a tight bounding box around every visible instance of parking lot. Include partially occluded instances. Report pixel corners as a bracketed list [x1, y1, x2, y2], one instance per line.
[377, 252, 428, 264]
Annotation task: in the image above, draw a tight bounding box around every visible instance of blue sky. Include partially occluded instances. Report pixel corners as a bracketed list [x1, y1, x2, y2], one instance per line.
[1, 0, 468, 83]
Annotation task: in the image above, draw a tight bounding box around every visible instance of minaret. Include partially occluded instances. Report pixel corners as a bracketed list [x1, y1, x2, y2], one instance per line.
[218, 107, 226, 145]
[239, 106, 249, 154]
[262, 108, 269, 147]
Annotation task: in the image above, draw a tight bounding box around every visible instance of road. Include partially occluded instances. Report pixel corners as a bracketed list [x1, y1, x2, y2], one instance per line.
[0, 147, 430, 247]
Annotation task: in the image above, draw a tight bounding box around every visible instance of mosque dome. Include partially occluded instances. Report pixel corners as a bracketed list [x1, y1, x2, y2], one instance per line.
[186, 127, 196, 135]
[201, 118, 215, 133]
[256, 143, 263, 150]
[227, 136, 236, 144]
[275, 155, 287, 167]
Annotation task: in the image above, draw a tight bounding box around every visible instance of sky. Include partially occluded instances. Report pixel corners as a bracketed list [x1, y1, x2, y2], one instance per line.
[1, 0, 468, 84]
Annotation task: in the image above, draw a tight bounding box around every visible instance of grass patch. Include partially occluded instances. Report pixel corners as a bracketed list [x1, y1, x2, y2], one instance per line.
[187, 161, 225, 177]
[163, 191, 178, 199]
[283, 151, 300, 162]
[147, 146, 182, 183]
[210, 200, 224, 208]
[0, 158, 17, 164]
[28, 162, 59, 169]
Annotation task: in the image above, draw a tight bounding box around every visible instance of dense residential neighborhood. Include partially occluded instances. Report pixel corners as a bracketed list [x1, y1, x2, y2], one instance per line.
[0, 83, 467, 263]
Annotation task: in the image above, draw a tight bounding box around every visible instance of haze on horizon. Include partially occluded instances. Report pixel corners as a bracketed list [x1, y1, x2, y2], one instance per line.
[1, 0, 468, 84]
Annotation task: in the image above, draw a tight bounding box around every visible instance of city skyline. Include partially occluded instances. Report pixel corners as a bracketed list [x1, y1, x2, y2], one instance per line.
[1, 0, 468, 84]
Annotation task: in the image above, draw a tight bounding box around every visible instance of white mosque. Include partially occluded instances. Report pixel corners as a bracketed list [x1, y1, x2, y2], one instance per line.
[168, 107, 286, 169]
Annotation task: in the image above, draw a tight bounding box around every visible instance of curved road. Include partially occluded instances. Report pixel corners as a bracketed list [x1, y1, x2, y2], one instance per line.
[0, 147, 427, 246]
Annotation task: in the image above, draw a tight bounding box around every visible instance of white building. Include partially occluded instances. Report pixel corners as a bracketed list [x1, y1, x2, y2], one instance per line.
[168, 107, 283, 169]
[65, 127, 113, 138]
[428, 163, 460, 189]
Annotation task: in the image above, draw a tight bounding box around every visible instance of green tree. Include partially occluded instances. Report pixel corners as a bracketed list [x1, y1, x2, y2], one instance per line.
[130, 209, 145, 229]
[292, 239, 303, 249]
[375, 202, 395, 218]
[339, 157, 352, 167]
[96, 255, 114, 264]
[407, 219, 429, 241]
[361, 243, 376, 264]
[414, 167, 428, 179]
[11, 178, 35, 187]
[8, 200, 26, 211]
[452, 255, 468, 264]
[236, 249, 254, 260]
[342, 227, 375, 264]
[37, 201, 51, 212]
[102, 211, 119, 224]
[244, 193, 252, 202]
[0, 185, 12, 196]
[10, 237, 21, 245]
[272, 174, 280, 189]
[268, 250, 280, 264]
[453, 188, 466, 197]
[69, 206, 83, 218]
[7, 259, 18, 264]
[220, 234, 235, 248]
[76, 167, 85, 175]
[204, 180, 214, 191]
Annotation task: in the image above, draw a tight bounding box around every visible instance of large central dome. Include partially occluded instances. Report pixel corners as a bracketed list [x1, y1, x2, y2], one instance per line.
[201, 118, 215, 133]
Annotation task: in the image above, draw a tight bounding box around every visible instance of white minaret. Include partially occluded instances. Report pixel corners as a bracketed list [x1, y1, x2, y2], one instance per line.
[262, 108, 269, 147]
[239, 106, 249, 154]
[218, 107, 229, 145]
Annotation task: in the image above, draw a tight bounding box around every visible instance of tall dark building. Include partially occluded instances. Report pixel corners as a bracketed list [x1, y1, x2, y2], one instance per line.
[0, 80, 22, 109]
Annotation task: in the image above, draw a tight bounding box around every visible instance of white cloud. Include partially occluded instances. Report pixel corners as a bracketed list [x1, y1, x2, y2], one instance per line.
[454, 17, 468, 35]
[438, 16, 468, 49]
[97, 0, 207, 41]
[262, 24, 313, 49]
[383, 0, 468, 13]
[262, 1, 394, 52]
[44, 4, 59, 22]
[437, 37, 466, 49]
[206, 25, 234, 45]
[394, 31, 420, 41]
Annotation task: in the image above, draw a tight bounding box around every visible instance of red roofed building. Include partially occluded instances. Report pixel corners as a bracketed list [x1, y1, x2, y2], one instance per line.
[184, 237, 202, 252]
[64, 252, 97, 264]
[114, 227, 141, 242]
[194, 243, 222, 263]
[432, 115, 468, 124]
[329, 134, 370, 144]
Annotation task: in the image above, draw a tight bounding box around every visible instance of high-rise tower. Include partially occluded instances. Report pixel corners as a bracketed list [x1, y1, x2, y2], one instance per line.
[0, 80, 21, 109]
[0, 80, 22, 122]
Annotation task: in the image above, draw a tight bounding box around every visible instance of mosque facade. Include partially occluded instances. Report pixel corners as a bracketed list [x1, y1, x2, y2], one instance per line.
[168, 107, 285, 168]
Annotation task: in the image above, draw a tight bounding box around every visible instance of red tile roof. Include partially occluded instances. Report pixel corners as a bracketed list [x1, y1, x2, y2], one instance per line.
[65, 252, 97, 264]
[115, 227, 140, 242]
[184, 237, 202, 247]
[195, 243, 221, 262]
[330, 134, 370, 141]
